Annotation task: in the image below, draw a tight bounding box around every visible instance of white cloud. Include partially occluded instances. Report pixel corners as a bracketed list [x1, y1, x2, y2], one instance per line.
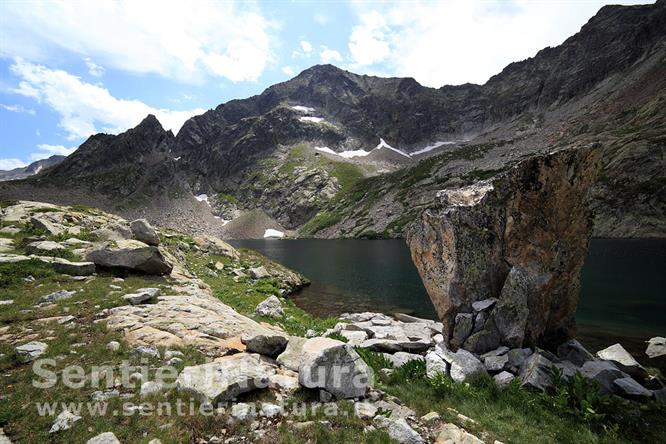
[347, 0, 649, 87]
[348, 11, 391, 67]
[314, 14, 329, 25]
[9, 59, 205, 140]
[31, 144, 77, 161]
[0, 103, 35, 115]
[320, 47, 343, 64]
[0, 0, 275, 83]
[282, 66, 296, 76]
[0, 158, 27, 170]
[300, 40, 313, 54]
[83, 57, 105, 77]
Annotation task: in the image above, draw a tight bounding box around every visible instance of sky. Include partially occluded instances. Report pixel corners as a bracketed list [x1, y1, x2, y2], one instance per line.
[0, 0, 653, 170]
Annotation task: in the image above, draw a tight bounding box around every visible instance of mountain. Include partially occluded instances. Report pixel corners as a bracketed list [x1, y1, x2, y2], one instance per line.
[1, 0, 664, 238]
[0, 155, 65, 182]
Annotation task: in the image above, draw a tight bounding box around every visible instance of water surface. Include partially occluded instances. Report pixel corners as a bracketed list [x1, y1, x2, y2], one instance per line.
[230, 238, 665, 356]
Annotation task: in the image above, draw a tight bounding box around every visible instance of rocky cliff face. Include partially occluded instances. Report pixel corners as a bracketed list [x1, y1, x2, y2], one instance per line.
[406, 146, 601, 353]
[0, 155, 65, 182]
[0, 1, 663, 239]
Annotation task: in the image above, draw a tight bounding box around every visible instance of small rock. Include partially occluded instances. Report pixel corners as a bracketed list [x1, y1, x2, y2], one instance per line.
[420, 411, 441, 424]
[436, 345, 487, 383]
[472, 298, 497, 312]
[0, 300, 13, 306]
[354, 402, 378, 419]
[426, 351, 449, 378]
[86, 432, 120, 444]
[231, 403, 255, 421]
[91, 389, 120, 401]
[596, 343, 647, 379]
[580, 360, 627, 394]
[39, 290, 75, 304]
[106, 341, 120, 351]
[484, 354, 509, 373]
[49, 410, 81, 433]
[255, 295, 284, 318]
[435, 423, 483, 444]
[519, 353, 554, 392]
[134, 345, 160, 358]
[494, 371, 515, 387]
[260, 403, 282, 418]
[241, 333, 288, 358]
[375, 417, 424, 444]
[557, 339, 595, 366]
[140, 381, 165, 397]
[15, 341, 48, 362]
[164, 350, 184, 360]
[612, 376, 653, 400]
[123, 288, 160, 305]
[248, 266, 270, 279]
[646, 337, 666, 359]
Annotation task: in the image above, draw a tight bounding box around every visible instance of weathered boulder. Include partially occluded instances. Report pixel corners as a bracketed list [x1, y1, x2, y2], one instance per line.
[596, 343, 647, 380]
[374, 416, 424, 444]
[249, 266, 271, 279]
[39, 289, 75, 304]
[494, 371, 516, 387]
[407, 147, 600, 351]
[193, 235, 240, 260]
[45, 258, 96, 276]
[435, 423, 483, 444]
[426, 350, 449, 378]
[298, 337, 372, 399]
[436, 345, 487, 383]
[31, 216, 63, 235]
[123, 288, 160, 305]
[255, 295, 284, 318]
[130, 219, 160, 246]
[383, 352, 424, 368]
[646, 337, 666, 359]
[557, 339, 595, 366]
[276, 336, 307, 371]
[87, 239, 172, 275]
[612, 377, 652, 400]
[580, 360, 627, 394]
[484, 354, 509, 373]
[176, 354, 273, 404]
[25, 240, 67, 256]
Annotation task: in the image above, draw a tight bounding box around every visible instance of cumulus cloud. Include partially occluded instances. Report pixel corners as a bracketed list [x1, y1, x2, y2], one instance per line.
[282, 66, 296, 76]
[31, 144, 77, 161]
[9, 59, 205, 140]
[300, 40, 313, 54]
[0, 158, 27, 170]
[0, 103, 35, 115]
[0, 0, 275, 83]
[320, 47, 343, 64]
[83, 57, 105, 77]
[346, 0, 648, 87]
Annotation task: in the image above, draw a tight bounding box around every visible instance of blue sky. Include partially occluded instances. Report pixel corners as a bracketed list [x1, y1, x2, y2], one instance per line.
[0, 0, 652, 170]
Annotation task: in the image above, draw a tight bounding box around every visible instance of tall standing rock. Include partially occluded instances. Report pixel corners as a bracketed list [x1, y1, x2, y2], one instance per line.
[407, 146, 600, 352]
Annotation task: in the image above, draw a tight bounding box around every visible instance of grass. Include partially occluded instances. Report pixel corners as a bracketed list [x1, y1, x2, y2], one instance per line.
[299, 211, 343, 236]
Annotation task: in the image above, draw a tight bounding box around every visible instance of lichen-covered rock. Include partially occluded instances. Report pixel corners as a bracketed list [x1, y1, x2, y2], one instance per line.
[87, 239, 172, 275]
[407, 146, 600, 351]
[255, 295, 284, 318]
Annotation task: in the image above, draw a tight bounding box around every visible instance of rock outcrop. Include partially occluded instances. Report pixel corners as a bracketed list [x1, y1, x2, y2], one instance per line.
[87, 239, 173, 275]
[407, 146, 601, 352]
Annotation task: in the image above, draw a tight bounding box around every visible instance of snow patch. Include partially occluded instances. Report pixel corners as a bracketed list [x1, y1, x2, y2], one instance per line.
[299, 116, 325, 123]
[194, 194, 210, 205]
[174, 156, 181, 161]
[34, 165, 43, 174]
[315, 146, 371, 158]
[410, 141, 456, 156]
[291, 105, 315, 114]
[375, 138, 411, 158]
[314, 146, 338, 155]
[264, 229, 284, 239]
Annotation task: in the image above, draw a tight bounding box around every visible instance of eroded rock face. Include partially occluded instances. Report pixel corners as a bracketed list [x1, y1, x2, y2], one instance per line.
[407, 146, 600, 352]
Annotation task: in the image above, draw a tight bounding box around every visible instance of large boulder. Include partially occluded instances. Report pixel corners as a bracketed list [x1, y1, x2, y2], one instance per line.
[255, 295, 285, 318]
[407, 146, 600, 350]
[596, 343, 647, 380]
[298, 337, 373, 399]
[130, 219, 160, 246]
[580, 360, 627, 394]
[241, 332, 288, 358]
[87, 239, 172, 275]
[176, 353, 273, 404]
[519, 353, 554, 392]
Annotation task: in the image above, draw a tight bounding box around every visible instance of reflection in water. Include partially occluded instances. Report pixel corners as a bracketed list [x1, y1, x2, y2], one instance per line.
[230, 238, 665, 358]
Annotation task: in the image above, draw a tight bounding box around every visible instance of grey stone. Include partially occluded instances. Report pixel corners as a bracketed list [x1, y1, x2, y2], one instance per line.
[248, 266, 270, 279]
[230, 403, 255, 421]
[484, 354, 509, 372]
[298, 337, 372, 399]
[596, 343, 647, 380]
[106, 341, 120, 351]
[177, 354, 272, 404]
[557, 339, 595, 366]
[520, 353, 554, 392]
[123, 288, 160, 305]
[472, 298, 498, 312]
[463, 317, 501, 354]
[481, 346, 510, 360]
[436, 345, 487, 383]
[130, 219, 160, 246]
[494, 371, 516, 387]
[374, 417, 423, 444]
[31, 216, 63, 235]
[15, 341, 48, 362]
[354, 402, 378, 419]
[49, 410, 81, 433]
[140, 381, 165, 397]
[86, 432, 120, 444]
[241, 332, 288, 358]
[48, 258, 96, 276]
[276, 336, 307, 371]
[646, 337, 666, 359]
[260, 402, 282, 418]
[134, 345, 160, 358]
[580, 360, 627, 394]
[25, 240, 67, 255]
[451, 313, 473, 348]
[492, 266, 530, 348]
[507, 348, 532, 370]
[425, 351, 449, 378]
[383, 352, 424, 368]
[39, 290, 75, 304]
[421, 411, 441, 423]
[436, 423, 483, 444]
[613, 377, 652, 400]
[255, 295, 284, 318]
[87, 239, 172, 275]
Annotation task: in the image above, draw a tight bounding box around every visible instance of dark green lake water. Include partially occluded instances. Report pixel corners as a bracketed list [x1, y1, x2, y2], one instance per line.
[230, 238, 665, 354]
